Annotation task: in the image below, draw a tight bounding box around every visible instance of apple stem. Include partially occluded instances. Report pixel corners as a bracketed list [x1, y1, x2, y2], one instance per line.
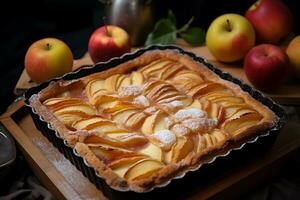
[46, 43, 51, 50]
[102, 16, 110, 37]
[226, 19, 232, 32]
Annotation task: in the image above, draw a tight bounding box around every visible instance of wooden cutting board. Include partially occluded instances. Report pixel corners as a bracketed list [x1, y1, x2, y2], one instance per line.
[14, 42, 300, 104]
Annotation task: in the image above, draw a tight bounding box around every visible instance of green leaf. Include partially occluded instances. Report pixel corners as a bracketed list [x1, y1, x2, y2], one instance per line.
[167, 10, 176, 25]
[178, 16, 194, 33]
[180, 27, 205, 46]
[145, 19, 177, 45]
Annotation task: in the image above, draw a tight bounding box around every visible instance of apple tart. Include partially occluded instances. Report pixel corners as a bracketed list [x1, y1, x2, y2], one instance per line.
[29, 49, 278, 192]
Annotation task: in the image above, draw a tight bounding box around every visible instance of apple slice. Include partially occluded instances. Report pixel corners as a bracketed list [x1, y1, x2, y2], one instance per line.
[140, 60, 171, 77]
[84, 120, 124, 133]
[188, 99, 203, 110]
[175, 70, 204, 81]
[131, 71, 144, 86]
[112, 109, 139, 124]
[72, 116, 107, 130]
[141, 113, 158, 134]
[226, 108, 256, 121]
[55, 111, 90, 126]
[86, 79, 106, 98]
[206, 103, 225, 122]
[139, 143, 163, 161]
[43, 97, 79, 106]
[171, 136, 194, 163]
[223, 104, 249, 118]
[201, 91, 234, 101]
[160, 64, 185, 80]
[222, 113, 263, 137]
[211, 96, 244, 105]
[193, 83, 227, 98]
[84, 133, 148, 148]
[89, 145, 139, 164]
[119, 76, 132, 88]
[105, 74, 121, 92]
[124, 159, 164, 181]
[93, 94, 119, 108]
[125, 112, 147, 129]
[109, 156, 146, 178]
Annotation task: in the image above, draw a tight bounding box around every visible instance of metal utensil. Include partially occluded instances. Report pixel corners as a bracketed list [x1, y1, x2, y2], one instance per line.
[99, 0, 156, 46]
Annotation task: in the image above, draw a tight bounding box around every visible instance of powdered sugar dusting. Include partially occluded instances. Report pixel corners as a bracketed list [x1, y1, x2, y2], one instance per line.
[118, 85, 142, 97]
[133, 95, 150, 107]
[172, 124, 190, 136]
[162, 100, 183, 109]
[174, 108, 206, 121]
[153, 129, 176, 149]
[183, 118, 217, 132]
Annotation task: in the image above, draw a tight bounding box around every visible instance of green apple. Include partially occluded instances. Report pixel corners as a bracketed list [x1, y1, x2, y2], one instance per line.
[206, 13, 255, 62]
[25, 38, 73, 83]
[286, 36, 300, 77]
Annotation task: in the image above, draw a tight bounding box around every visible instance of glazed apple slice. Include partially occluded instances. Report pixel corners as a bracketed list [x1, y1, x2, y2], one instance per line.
[140, 60, 171, 77]
[54, 111, 90, 126]
[139, 143, 163, 161]
[224, 104, 254, 119]
[174, 70, 204, 81]
[141, 111, 167, 134]
[109, 156, 146, 178]
[124, 159, 164, 181]
[105, 74, 122, 92]
[84, 133, 148, 148]
[86, 79, 106, 99]
[93, 94, 119, 109]
[201, 91, 234, 101]
[84, 120, 124, 133]
[72, 116, 108, 130]
[193, 83, 227, 98]
[43, 97, 81, 106]
[131, 71, 144, 86]
[112, 108, 139, 124]
[211, 96, 244, 105]
[89, 144, 139, 164]
[206, 102, 225, 122]
[160, 64, 185, 80]
[118, 76, 132, 88]
[125, 112, 148, 129]
[222, 113, 263, 137]
[171, 136, 194, 163]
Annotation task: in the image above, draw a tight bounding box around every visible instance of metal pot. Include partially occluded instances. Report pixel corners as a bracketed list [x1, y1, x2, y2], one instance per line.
[99, 0, 156, 46]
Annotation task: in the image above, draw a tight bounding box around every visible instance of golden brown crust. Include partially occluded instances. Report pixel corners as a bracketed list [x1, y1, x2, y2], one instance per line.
[29, 49, 278, 192]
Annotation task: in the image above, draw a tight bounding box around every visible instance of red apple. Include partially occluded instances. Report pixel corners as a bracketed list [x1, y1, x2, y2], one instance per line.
[25, 38, 73, 83]
[245, 0, 293, 44]
[88, 25, 131, 63]
[244, 44, 289, 91]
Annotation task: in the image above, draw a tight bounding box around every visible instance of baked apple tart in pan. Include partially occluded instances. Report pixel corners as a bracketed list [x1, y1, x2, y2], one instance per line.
[26, 47, 282, 193]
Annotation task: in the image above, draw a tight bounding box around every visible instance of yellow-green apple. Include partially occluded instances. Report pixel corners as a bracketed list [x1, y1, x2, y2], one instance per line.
[88, 25, 131, 63]
[24, 38, 73, 83]
[244, 44, 289, 91]
[245, 0, 293, 44]
[206, 13, 255, 63]
[286, 36, 300, 77]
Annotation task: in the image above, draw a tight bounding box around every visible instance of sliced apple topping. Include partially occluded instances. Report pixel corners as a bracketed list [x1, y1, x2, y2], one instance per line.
[172, 70, 204, 81]
[130, 71, 144, 86]
[109, 157, 146, 178]
[223, 104, 252, 118]
[141, 111, 168, 134]
[191, 82, 227, 98]
[124, 159, 164, 181]
[139, 143, 163, 161]
[205, 102, 225, 123]
[105, 74, 122, 92]
[222, 113, 263, 137]
[89, 144, 139, 164]
[171, 136, 194, 163]
[54, 111, 90, 126]
[112, 109, 139, 124]
[72, 116, 109, 130]
[84, 133, 148, 149]
[159, 63, 185, 80]
[125, 112, 148, 129]
[211, 96, 244, 105]
[86, 79, 106, 100]
[140, 59, 172, 78]
[93, 94, 119, 110]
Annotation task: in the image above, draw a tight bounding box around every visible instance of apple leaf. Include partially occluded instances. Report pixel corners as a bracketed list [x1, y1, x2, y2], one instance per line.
[178, 16, 194, 33]
[145, 19, 177, 45]
[168, 10, 177, 26]
[180, 27, 205, 46]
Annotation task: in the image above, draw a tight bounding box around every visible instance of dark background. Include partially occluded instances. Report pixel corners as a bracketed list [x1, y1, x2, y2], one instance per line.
[1, 1, 300, 199]
[1, 0, 300, 114]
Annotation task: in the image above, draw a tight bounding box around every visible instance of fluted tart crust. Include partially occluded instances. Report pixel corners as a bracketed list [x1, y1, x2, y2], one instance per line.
[29, 50, 278, 192]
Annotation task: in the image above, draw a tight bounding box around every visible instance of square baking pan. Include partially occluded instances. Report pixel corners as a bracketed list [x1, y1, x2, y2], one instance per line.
[24, 45, 287, 199]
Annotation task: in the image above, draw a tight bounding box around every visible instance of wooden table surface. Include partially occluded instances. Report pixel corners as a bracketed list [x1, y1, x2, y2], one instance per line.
[15, 42, 300, 104]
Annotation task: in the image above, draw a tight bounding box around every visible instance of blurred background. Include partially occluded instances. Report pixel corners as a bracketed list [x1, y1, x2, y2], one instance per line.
[0, 0, 300, 199]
